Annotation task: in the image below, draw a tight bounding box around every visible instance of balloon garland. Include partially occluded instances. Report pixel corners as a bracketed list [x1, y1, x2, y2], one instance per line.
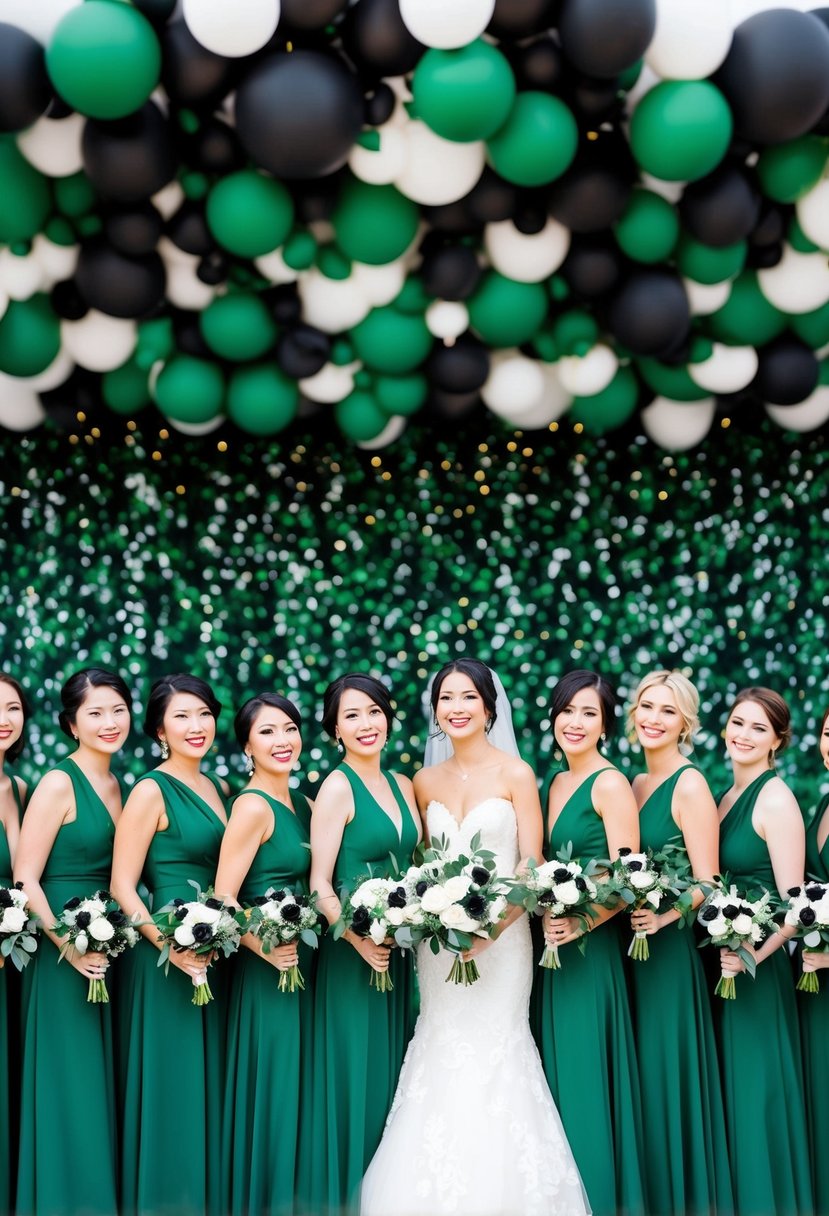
[2, 0, 829, 450]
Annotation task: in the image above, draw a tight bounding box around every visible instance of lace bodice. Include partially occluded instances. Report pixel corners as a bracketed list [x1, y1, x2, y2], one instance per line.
[426, 797, 521, 875]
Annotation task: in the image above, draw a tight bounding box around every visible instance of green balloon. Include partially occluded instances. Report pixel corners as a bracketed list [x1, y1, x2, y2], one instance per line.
[630, 81, 733, 182]
[614, 188, 679, 263]
[153, 356, 224, 424]
[468, 272, 548, 346]
[374, 372, 428, 416]
[707, 271, 788, 346]
[282, 230, 318, 272]
[135, 317, 174, 370]
[351, 307, 432, 374]
[0, 295, 60, 377]
[226, 365, 298, 436]
[335, 390, 392, 442]
[46, 1, 161, 120]
[102, 359, 151, 415]
[53, 172, 96, 220]
[757, 136, 829, 203]
[487, 92, 578, 187]
[0, 139, 51, 244]
[333, 180, 419, 266]
[675, 233, 746, 285]
[637, 358, 710, 402]
[412, 40, 516, 142]
[552, 310, 599, 356]
[200, 294, 277, 363]
[570, 367, 639, 435]
[207, 171, 294, 259]
[791, 299, 829, 348]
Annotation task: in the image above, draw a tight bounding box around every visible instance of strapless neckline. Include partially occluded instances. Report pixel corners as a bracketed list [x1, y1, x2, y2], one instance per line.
[426, 797, 515, 831]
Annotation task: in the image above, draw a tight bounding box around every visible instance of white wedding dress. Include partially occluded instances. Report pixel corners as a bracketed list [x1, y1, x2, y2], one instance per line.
[359, 798, 591, 1216]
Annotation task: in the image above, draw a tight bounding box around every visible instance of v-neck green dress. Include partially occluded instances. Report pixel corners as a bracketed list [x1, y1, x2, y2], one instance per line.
[532, 769, 646, 1216]
[630, 766, 733, 1216]
[1, 775, 23, 1216]
[222, 791, 314, 1216]
[303, 764, 418, 1216]
[800, 792, 829, 1216]
[717, 770, 813, 1216]
[17, 759, 118, 1216]
[117, 770, 227, 1216]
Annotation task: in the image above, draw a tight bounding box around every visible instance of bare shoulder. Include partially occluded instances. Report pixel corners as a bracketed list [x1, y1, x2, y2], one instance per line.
[594, 767, 633, 797]
[30, 767, 74, 802]
[230, 791, 274, 820]
[757, 774, 802, 820]
[413, 761, 450, 801]
[314, 767, 356, 815]
[389, 771, 415, 797]
[123, 776, 165, 815]
[674, 767, 713, 799]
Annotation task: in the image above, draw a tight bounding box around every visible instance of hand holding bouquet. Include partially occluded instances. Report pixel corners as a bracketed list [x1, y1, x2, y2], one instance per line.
[507, 845, 603, 969]
[608, 842, 694, 962]
[243, 886, 321, 993]
[784, 880, 829, 993]
[53, 889, 140, 1002]
[697, 880, 776, 998]
[154, 881, 241, 1005]
[333, 875, 417, 993]
[0, 882, 38, 970]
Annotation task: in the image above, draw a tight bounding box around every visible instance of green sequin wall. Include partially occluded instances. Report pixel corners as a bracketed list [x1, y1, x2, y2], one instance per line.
[1, 416, 827, 810]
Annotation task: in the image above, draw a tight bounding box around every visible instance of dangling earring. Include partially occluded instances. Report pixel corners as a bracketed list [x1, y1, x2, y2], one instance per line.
[769, 747, 777, 768]
[336, 736, 344, 755]
[159, 738, 170, 760]
[245, 752, 255, 777]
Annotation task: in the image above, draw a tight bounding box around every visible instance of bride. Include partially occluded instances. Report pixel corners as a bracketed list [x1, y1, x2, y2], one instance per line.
[360, 659, 590, 1216]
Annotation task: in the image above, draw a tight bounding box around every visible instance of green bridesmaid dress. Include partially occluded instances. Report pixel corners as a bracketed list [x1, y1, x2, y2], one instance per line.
[303, 764, 418, 1216]
[629, 766, 733, 1216]
[222, 791, 314, 1216]
[0, 775, 23, 1216]
[117, 771, 227, 1216]
[799, 793, 829, 1216]
[17, 759, 118, 1216]
[717, 769, 813, 1216]
[532, 769, 646, 1216]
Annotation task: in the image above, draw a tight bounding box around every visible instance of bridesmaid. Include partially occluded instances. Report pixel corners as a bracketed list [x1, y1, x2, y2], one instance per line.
[215, 693, 314, 1216]
[0, 673, 28, 1216]
[533, 669, 646, 1216]
[626, 670, 732, 1216]
[306, 673, 421, 1215]
[15, 668, 132, 1216]
[716, 687, 812, 1216]
[794, 706, 829, 1216]
[112, 673, 228, 1216]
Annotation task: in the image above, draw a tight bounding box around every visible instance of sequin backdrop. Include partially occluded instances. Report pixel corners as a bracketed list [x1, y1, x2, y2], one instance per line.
[1, 416, 827, 809]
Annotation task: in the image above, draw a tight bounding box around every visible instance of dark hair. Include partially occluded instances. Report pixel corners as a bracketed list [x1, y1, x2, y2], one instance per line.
[234, 693, 302, 749]
[728, 686, 792, 754]
[430, 659, 498, 727]
[549, 669, 618, 739]
[0, 673, 30, 763]
[321, 674, 395, 739]
[59, 668, 132, 740]
[821, 706, 829, 735]
[143, 674, 222, 742]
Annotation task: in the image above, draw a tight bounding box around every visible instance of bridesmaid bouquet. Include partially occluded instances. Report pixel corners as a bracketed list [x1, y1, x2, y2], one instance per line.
[154, 882, 241, 1006]
[607, 842, 694, 962]
[243, 886, 321, 993]
[697, 881, 776, 999]
[506, 845, 604, 969]
[53, 890, 141, 1002]
[0, 882, 38, 970]
[334, 875, 417, 993]
[784, 880, 829, 993]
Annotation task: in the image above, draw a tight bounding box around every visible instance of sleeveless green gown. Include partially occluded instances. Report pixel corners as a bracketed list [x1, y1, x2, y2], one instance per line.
[304, 765, 418, 1216]
[717, 769, 813, 1216]
[800, 793, 829, 1216]
[630, 766, 733, 1216]
[222, 791, 314, 1216]
[532, 769, 646, 1216]
[117, 771, 227, 1216]
[17, 759, 118, 1216]
[0, 775, 23, 1216]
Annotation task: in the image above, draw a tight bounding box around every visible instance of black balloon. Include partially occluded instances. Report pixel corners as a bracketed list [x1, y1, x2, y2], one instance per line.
[547, 132, 635, 232]
[561, 237, 624, 298]
[197, 252, 230, 286]
[509, 36, 569, 93]
[364, 83, 396, 127]
[50, 280, 88, 322]
[749, 202, 790, 248]
[105, 204, 163, 256]
[464, 168, 519, 225]
[754, 337, 819, 405]
[558, 0, 656, 78]
[235, 51, 364, 179]
[715, 10, 829, 144]
[291, 169, 349, 224]
[421, 245, 482, 301]
[571, 77, 624, 121]
[426, 334, 490, 393]
[276, 326, 331, 378]
[174, 312, 213, 358]
[426, 388, 481, 421]
[340, 0, 425, 78]
[745, 242, 783, 270]
[679, 166, 761, 248]
[0, 23, 52, 133]
[188, 117, 244, 175]
[280, 0, 348, 30]
[514, 197, 549, 235]
[167, 203, 215, 257]
[608, 270, 690, 357]
[83, 103, 176, 203]
[266, 285, 303, 326]
[161, 19, 238, 108]
[488, 0, 559, 39]
[132, 0, 176, 23]
[75, 242, 166, 319]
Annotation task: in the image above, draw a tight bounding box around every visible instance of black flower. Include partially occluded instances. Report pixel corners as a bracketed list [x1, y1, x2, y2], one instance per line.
[470, 866, 490, 886]
[388, 887, 407, 908]
[618, 847, 632, 857]
[64, 896, 81, 911]
[351, 906, 370, 932]
[805, 886, 825, 901]
[0, 890, 12, 909]
[722, 904, 740, 920]
[699, 905, 719, 922]
[106, 909, 127, 926]
[192, 923, 213, 943]
[415, 880, 429, 897]
[800, 907, 817, 926]
[172, 898, 185, 907]
[787, 886, 802, 898]
[272, 889, 288, 903]
[75, 911, 92, 929]
[574, 876, 587, 892]
[174, 906, 189, 921]
[295, 894, 309, 908]
[281, 903, 302, 923]
[464, 894, 487, 919]
[252, 895, 268, 907]
[553, 867, 571, 882]
[97, 890, 112, 902]
[204, 897, 223, 911]
[626, 860, 643, 872]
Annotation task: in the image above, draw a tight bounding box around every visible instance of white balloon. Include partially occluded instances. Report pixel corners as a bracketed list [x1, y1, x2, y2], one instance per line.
[558, 345, 618, 396]
[254, 248, 299, 285]
[485, 218, 570, 284]
[299, 269, 372, 333]
[640, 396, 716, 450]
[0, 0, 81, 42]
[31, 234, 79, 285]
[639, 172, 684, 203]
[152, 181, 186, 221]
[394, 121, 485, 206]
[757, 245, 829, 313]
[482, 350, 546, 415]
[17, 112, 84, 177]
[625, 62, 662, 110]
[766, 386, 829, 433]
[349, 127, 408, 185]
[684, 278, 731, 315]
[61, 312, 137, 372]
[399, 0, 495, 49]
[352, 260, 408, 307]
[299, 361, 359, 404]
[0, 249, 45, 300]
[796, 177, 829, 251]
[426, 300, 469, 341]
[357, 414, 407, 449]
[689, 343, 758, 393]
[646, 0, 733, 80]
[488, 362, 572, 428]
[182, 0, 280, 56]
[14, 348, 74, 392]
[0, 288, 8, 322]
[164, 261, 215, 311]
[166, 414, 226, 435]
[0, 377, 46, 431]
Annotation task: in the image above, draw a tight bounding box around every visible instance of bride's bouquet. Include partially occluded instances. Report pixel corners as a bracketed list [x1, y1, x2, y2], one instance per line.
[53, 889, 141, 1002]
[243, 885, 321, 993]
[506, 844, 604, 969]
[697, 879, 776, 999]
[333, 874, 418, 993]
[606, 842, 694, 962]
[153, 881, 241, 1006]
[784, 880, 829, 993]
[0, 882, 38, 970]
